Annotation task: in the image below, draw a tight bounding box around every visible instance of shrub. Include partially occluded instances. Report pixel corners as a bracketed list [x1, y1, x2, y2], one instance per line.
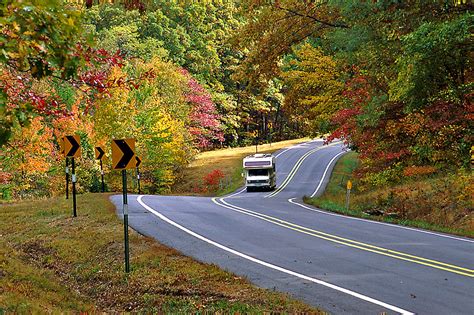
[203, 169, 225, 191]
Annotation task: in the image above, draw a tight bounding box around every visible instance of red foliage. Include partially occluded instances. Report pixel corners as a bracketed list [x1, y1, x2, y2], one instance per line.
[203, 169, 225, 187]
[0, 170, 12, 185]
[1, 70, 71, 118]
[327, 69, 472, 180]
[181, 69, 224, 149]
[1, 44, 129, 120]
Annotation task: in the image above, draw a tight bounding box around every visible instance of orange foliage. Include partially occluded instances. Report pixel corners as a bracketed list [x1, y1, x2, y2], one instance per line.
[403, 166, 437, 177]
[8, 117, 54, 175]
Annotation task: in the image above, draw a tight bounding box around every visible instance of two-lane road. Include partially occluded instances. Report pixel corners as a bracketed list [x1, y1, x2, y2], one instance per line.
[111, 140, 474, 314]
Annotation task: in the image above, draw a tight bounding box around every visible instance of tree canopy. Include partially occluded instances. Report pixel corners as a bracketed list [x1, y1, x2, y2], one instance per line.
[0, 0, 472, 198]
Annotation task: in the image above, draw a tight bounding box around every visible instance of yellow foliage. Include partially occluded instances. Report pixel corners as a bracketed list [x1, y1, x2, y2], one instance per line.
[92, 59, 195, 190]
[282, 43, 344, 130]
[7, 117, 53, 176]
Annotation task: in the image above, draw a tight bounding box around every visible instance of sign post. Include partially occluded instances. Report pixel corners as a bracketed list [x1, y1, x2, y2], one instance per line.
[95, 146, 106, 192]
[255, 129, 259, 154]
[136, 156, 141, 194]
[65, 158, 69, 199]
[64, 135, 81, 217]
[112, 138, 136, 273]
[346, 180, 352, 211]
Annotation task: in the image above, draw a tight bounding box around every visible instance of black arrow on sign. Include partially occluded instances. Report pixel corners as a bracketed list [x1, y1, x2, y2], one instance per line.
[95, 147, 105, 160]
[66, 135, 80, 157]
[115, 140, 134, 169]
[136, 156, 141, 167]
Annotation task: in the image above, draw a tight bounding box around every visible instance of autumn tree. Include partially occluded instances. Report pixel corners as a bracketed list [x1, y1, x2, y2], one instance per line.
[281, 42, 344, 134]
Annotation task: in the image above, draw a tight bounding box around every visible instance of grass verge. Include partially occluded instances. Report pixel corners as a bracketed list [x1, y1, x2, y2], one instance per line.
[0, 193, 321, 313]
[306, 152, 473, 238]
[172, 138, 310, 195]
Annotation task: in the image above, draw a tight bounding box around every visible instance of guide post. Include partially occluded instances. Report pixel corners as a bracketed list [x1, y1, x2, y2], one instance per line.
[112, 138, 136, 273]
[346, 180, 352, 211]
[65, 157, 69, 199]
[136, 156, 141, 194]
[95, 146, 106, 193]
[122, 169, 129, 273]
[71, 157, 77, 217]
[64, 135, 81, 217]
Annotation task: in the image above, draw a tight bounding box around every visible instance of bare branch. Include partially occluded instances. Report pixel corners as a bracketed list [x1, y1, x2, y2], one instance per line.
[275, 5, 349, 29]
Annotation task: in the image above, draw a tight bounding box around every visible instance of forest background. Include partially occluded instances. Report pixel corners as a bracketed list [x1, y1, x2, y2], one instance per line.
[1, 0, 472, 214]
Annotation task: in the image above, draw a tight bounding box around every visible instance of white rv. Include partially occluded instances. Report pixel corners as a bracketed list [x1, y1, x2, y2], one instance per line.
[243, 153, 276, 191]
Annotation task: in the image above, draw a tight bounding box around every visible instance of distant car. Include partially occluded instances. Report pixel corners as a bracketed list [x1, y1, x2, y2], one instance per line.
[243, 154, 276, 192]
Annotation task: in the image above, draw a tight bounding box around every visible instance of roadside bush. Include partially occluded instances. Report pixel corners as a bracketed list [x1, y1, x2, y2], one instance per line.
[203, 169, 225, 192]
[356, 169, 473, 231]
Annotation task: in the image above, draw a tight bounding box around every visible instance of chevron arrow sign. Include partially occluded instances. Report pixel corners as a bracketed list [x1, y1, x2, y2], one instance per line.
[64, 135, 81, 157]
[112, 139, 136, 170]
[135, 156, 141, 167]
[95, 146, 105, 160]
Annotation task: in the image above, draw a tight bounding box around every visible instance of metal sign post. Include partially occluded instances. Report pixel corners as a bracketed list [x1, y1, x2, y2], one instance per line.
[95, 146, 106, 193]
[255, 131, 259, 154]
[122, 169, 130, 273]
[64, 135, 81, 217]
[346, 180, 352, 211]
[137, 168, 141, 194]
[65, 157, 69, 199]
[71, 157, 77, 217]
[112, 138, 136, 273]
[100, 159, 105, 192]
[135, 156, 141, 194]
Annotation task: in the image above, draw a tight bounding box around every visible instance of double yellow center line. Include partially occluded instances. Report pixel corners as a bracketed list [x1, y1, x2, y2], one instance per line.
[266, 142, 341, 198]
[212, 198, 474, 278]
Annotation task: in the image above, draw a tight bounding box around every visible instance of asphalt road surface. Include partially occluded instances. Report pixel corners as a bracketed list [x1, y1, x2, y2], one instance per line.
[111, 139, 474, 314]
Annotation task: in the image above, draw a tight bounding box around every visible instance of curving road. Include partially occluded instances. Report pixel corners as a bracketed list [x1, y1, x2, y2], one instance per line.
[111, 140, 474, 314]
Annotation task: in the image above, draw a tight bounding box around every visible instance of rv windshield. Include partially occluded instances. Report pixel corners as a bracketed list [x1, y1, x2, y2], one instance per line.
[248, 169, 268, 176]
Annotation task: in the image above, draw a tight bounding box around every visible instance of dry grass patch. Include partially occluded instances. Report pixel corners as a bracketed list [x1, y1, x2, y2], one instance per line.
[0, 193, 321, 313]
[173, 138, 310, 195]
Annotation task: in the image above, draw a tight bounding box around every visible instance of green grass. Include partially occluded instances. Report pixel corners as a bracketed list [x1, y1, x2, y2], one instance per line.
[0, 193, 321, 313]
[306, 153, 474, 238]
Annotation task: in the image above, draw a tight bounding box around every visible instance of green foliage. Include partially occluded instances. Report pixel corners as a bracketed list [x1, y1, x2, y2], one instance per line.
[92, 58, 195, 193]
[84, 1, 240, 85]
[281, 43, 345, 134]
[1, 0, 85, 79]
[390, 13, 473, 109]
[98, 24, 168, 59]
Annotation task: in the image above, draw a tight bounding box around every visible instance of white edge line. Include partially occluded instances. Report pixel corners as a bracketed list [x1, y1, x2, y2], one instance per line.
[274, 146, 292, 158]
[266, 146, 321, 198]
[225, 187, 247, 198]
[310, 151, 347, 198]
[137, 195, 413, 315]
[289, 199, 474, 244]
[268, 141, 344, 198]
[274, 138, 322, 158]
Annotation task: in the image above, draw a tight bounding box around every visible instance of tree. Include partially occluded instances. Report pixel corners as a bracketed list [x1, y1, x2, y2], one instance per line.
[1, 0, 86, 145]
[281, 42, 344, 134]
[233, 0, 347, 87]
[182, 70, 224, 149]
[0, 117, 54, 198]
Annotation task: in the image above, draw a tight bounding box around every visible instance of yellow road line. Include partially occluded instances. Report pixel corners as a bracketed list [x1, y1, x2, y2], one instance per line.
[212, 198, 474, 278]
[266, 142, 341, 198]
